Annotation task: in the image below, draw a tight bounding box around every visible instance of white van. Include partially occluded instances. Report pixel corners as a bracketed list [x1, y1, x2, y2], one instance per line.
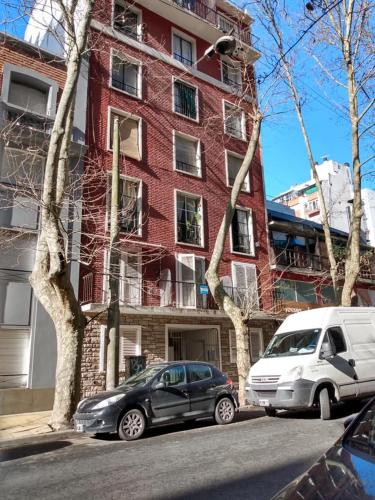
[246, 307, 375, 419]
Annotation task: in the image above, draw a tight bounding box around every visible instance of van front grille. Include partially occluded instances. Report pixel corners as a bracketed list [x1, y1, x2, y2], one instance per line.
[252, 375, 280, 384]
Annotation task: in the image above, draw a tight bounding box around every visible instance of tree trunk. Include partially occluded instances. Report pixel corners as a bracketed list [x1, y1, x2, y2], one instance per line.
[30, 0, 95, 430]
[206, 113, 262, 406]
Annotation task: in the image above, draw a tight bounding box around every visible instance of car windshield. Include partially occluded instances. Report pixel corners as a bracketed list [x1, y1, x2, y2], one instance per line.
[344, 399, 375, 463]
[118, 365, 165, 388]
[264, 329, 321, 358]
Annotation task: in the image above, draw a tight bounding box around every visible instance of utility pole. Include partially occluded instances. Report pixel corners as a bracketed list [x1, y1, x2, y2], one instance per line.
[106, 116, 120, 390]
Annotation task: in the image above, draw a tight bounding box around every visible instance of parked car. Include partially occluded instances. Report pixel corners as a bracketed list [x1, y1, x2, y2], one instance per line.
[74, 361, 238, 440]
[246, 307, 375, 419]
[273, 396, 375, 499]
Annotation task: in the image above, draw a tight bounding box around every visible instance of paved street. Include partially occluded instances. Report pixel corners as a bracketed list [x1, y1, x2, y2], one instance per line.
[0, 407, 356, 500]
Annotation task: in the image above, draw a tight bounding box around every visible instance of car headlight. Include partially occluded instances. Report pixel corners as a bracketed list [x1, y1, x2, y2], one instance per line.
[91, 394, 125, 410]
[279, 366, 303, 383]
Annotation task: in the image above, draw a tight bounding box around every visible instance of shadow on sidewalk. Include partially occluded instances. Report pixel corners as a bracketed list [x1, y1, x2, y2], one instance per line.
[0, 440, 72, 463]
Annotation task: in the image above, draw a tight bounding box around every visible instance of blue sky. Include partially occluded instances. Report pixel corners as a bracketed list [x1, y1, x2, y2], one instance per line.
[0, 0, 370, 200]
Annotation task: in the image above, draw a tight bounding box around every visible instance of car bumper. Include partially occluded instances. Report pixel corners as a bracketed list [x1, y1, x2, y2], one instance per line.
[73, 407, 120, 434]
[246, 379, 314, 410]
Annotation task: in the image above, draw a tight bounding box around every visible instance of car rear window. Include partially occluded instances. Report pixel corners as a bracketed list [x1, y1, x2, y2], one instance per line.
[343, 399, 375, 463]
[188, 364, 212, 382]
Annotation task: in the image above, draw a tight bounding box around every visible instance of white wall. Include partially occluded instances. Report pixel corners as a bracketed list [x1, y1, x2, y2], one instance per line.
[362, 188, 375, 247]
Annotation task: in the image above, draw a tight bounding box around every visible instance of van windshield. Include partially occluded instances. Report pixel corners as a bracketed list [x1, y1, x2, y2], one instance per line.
[264, 329, 321, 358]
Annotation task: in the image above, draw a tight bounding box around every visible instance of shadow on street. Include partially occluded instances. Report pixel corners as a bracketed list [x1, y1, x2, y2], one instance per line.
[0, 440, 72, 463]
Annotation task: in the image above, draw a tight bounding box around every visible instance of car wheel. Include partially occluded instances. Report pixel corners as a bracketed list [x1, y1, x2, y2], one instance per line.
[118, 409, 146, 441]
[265, 407, 277, 417]
[319, 388, 331, 420]
[214, 397, 235, 425]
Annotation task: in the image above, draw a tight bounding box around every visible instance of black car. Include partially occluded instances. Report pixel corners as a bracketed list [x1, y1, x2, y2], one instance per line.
[273, 397, 375, 499]
[74, 361, 239, 440]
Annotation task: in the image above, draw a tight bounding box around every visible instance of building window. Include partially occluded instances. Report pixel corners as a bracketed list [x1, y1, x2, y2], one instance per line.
[174, 132, 201, 177]
[176, 253, 206, 308]
[231, 208, 254, 254]
[111, 53, 141, 98]
[109, 110, 142, 160]
[226, 151, 249, 192]
[276, 279, 317, 304]
[176, 192, 202, 246]
[120, 178, 142, 234]
[113, 2, 141, 40]
[8, 73, 49, 116]
[173, 33, 194, 66]
[99, 325, 141, 372]
[222, 60, 242, 88]
[103, 251, 142, 305]
[174, 80, 197, 120]
[224, 102, 245, 140]
[232, 262, 258, 309]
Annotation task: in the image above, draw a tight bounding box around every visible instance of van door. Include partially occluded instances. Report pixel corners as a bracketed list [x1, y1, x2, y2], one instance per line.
[343, 320, 375, 396]
[318, 327, 358, 398]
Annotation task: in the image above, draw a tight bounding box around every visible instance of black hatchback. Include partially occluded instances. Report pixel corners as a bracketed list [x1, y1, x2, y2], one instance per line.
[73, 361, 239, 440]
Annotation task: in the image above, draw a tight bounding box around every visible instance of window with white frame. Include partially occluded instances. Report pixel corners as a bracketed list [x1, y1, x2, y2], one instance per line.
[226, 151, 249, 192]
[174, 80, 197, 120]
[113, 2, 142, 40]
[111, 53, 141, 98]
[231, 208, 254, 254]
[224, 102, 245, 140]
[232, 262, 258, 310]
[103, 250, 142, 306]
[8, 73, 49, 116]
[176, 192, 202, 246]
[119, 178, 142, 234]
[109, 110, 142, 160]
[175, 253, 206, 308]
[222, 60, 242, 88]
[173, 33, 194, 66]
[99, 325, 141, 372]
[174, 132, 201, 177]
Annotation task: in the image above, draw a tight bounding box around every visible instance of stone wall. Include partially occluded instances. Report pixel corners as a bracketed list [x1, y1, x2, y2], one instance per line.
[80, 313, 279, 398]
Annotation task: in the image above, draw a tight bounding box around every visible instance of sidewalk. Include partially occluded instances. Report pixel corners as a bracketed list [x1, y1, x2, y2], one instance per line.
[0, 411, 54, 443]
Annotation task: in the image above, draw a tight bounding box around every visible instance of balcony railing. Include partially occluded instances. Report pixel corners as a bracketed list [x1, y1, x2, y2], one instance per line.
[80, 274, 259, 311]
[171, 0, 252, 46]
[5, 107, 54, 134]
[272, 245, 330, 272]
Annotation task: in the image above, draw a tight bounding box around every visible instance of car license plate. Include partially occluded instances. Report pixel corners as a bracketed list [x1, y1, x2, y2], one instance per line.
[75, 423, 84, 432]
[259, 399, 269, 407]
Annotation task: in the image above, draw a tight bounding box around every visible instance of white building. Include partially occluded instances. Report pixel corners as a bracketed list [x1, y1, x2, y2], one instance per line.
[362, 189, 375, 247]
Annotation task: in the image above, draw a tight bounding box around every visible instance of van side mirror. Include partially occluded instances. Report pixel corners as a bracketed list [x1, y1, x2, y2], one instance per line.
[320, 341, 336, 359]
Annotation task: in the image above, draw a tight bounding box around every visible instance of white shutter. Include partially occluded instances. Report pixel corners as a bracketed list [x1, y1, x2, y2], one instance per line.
[160, 268, 172, 306]
[119, 329, 138, 371]
[232, 262, 258, 309]
[99, 326, 107, 372]
[229, 329, 237, 364]
[195, 256, 206, 308]
[249, 328, 263, 363]
[120, 253, 141, 305]
[176, 254, 196, 307]
[0, 328, 30, 388]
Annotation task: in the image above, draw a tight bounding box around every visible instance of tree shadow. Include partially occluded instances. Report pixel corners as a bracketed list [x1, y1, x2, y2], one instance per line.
[0, 440, 72, 463]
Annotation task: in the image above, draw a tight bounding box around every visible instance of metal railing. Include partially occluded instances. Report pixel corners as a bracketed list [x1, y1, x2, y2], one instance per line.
[272, 245, 330, 272]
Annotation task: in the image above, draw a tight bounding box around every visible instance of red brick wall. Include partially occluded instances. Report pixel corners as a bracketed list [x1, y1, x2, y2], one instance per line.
[82, 8, 271, 308]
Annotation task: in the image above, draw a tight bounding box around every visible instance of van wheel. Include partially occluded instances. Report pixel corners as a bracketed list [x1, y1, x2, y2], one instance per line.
[319, 388, 331, 420]
[265, 407, 277, 417]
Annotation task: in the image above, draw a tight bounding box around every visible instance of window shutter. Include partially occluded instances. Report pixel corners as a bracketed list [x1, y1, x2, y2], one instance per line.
[111, 113, 141, 160]
[176, 254, 196, 307]
[119, 329, 138, 371]
[175, 135, 197, 169]
[9, 81, 48, 115]
[99, 326, 107, 372]
[249, 328, 263, 363]
[160, 268, 172, 306]
[245, 264, 259, 309]
[233, 263, 258, 309]
[121, 253, 141, 305]
[229, 329, 237, 364]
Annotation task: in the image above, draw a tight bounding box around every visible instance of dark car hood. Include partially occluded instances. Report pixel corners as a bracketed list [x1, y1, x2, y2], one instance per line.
[274, 442, 375, 499]
[77, 387, 134, 412]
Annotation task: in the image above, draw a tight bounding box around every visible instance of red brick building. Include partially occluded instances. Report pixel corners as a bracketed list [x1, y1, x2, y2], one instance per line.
[78, 0, 278, 395]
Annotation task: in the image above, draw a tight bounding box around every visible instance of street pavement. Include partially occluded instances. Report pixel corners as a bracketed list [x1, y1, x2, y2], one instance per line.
[0, 405, 359, 500]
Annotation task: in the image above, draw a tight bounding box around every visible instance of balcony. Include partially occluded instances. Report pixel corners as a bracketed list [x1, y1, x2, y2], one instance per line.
[135, 0, 260, 63]
[80, 273, 258, 311]
[271, 245, 330, 273]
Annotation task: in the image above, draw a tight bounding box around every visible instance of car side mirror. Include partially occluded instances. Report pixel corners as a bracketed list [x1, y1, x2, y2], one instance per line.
[320, 341, 336, 359]
[154, 381, 165, 390]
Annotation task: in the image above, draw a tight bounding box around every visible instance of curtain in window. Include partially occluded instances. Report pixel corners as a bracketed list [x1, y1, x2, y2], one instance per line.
[175, 136, 197, 174]
[120, 180, 138, 231]
[111, 113, 141, 160]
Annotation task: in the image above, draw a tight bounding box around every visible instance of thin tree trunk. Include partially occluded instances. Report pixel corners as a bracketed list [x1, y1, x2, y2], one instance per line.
[206, 113, 262, 405]
[106, 116, 120, 390]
